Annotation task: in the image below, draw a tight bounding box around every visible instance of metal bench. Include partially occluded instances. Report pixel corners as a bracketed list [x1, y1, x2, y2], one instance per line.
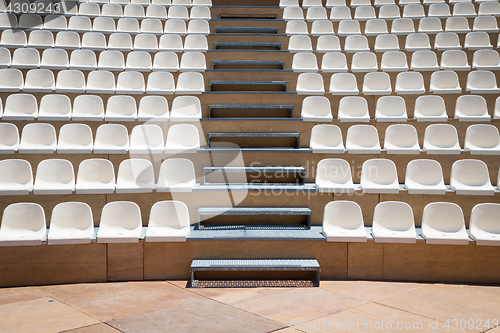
[190, 258, 320, 287]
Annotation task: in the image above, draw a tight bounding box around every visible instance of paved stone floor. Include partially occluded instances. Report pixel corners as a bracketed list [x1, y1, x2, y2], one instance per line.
[0, 280, 499, 333]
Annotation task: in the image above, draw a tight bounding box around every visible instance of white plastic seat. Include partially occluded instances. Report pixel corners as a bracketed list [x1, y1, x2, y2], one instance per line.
[381, 51, 408, 71]
[76, 159, 115, 194]
[68, 16, 92, 33]
[54, 31, 80, 50]
[395, 71, 425, 94]
[184, 35, 208, 52]
[351, 0, 371, 7]
[306, 7, 328, 21]
[292, 52, 318, 72]
[146, 201, 190, 242]
[190, 6, 211, 20]
[338, 19, 361, 36]
[98, 50, 125, 71]
[47, 202, 94, 245]
[496, 96, 500, 119]
[97, 201, 142, 243]
[316, 35, 341, 52]
[19, 123, 57, 154]
[92, 17, 116, 34]
[134, 34, 159, 52]
[23, 69, 55, 93]
[11, 48, 39, 69]
[0, 30, 26, 48]
[440, 50, 470, 71]
[146, 5, 167, 20]
[355, 6, 377, 21]
[421, 202, 469, 245]
[288, 35, 312, 52]
[379, 5, 401, 19]
[105, 95, 137, 121]
[27, 30, 54, 48]
[19, 14, 42, 31]
[147, 71, 175, 94]
[363, 72, 392, 95]
[453, 3, 476, 17]
[346, 125, 381, 154]
[187, 19, 210, 35]
[309, 124, 345, 153]
[164, 124, 200, 153]
[403, 4, 425, 19]
[428, 3, 451, 18]
[400, 0, 421, 5]
[37, 95, 71, 121]
[153, 0, 171, 5]
[321, 52, 348, 72]
[129, 124, 164, 154]
[418, 17, 444, 34]
[175, 72, 204, 94]
[296, 73, 324, 95]
[33, 159, 75, 194]
[108, 33, 133, 51]
[455, 95, 490, 121]
[465, 32, 492, 50]
[375, 96, 407, 122]
[375, 0, 394, 6]
[316, 159, 354, 193]
[102, 3, 124, 18]
[123, 4, 145, 19]
[152, 52, 179, 71]
[405, 33, 431, 51]
[466, 70, 500, 93]
[72, 95, 104, 121]
[472, 50, 500, 70]
[410, 50, 439, 71]
[179, 52, 206, 72]
[168, 5, 189, 20]
[301, 96, 332, 121]
[170, 96, 201, 121]
[360, 158, 398, 193]
[115, 71, 145, 94]
[156, 158, 195, 192]
[81, 33, 107, 51]
[117, 18, 140, 35]
[138, 95, 169, 121]
[140, 18, 163, 35]
[330, 6, 351, 21]
[329, 73, 359, 95]
[405, 159, 446, 194]
[344, 35, 370, 52]
[473, 16, 499, 32]
[55, 70, 85, 93]
[116, 159, 155, 193]
[445, 17, 471, 33]
[0, 159, 32, 195]
[311, 20, 334, 36]
[374, 34, 399, 52]
[85, 71, 115, 94]
[429, 70, 461, 94]
[0, 123, 19, 154]
[423, 124, 461, 154]
[413, 95, 447, 121]
[3, 93, 37, 120]
[0, 203, 45, 246]
[40, 49, 68, 70]
[133, 0, 151, 5]
[365, 19, 388, 36]
[322, 201, 366, 242]
[303, 0, 323, 8]
[372, 202, 416, 243]
[469, 203, 500, 246]
[478, 2, 500, 16]
[69, 50, 97, 71]
[79, 3, 100, 17]
[384, 124, 420, 154]
[159, 34, 183, 51]
[94, 124, 129, 154]
[464, 124, 500, 155]
[391, 18, 415, 35]
[164, 19, 186, 35]
[125, 51, 152, 72]
[280, 0, 298, 6]
[44, 15, 67, 31]
[57, 124, 93, 154]
[451, 159, 495, 195]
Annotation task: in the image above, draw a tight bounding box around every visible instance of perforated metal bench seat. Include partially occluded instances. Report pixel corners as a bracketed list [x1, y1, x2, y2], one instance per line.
[190, 258, 320, 287]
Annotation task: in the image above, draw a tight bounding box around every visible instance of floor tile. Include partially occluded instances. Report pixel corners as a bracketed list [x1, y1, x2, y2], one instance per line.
[62, 323, 122, 333]
[0, 297, 99, 333]
[43, 281, 204, 322]
[107, 298, 285, 333]
[0, 286, 51, 306]
[216, 287, 368, 325]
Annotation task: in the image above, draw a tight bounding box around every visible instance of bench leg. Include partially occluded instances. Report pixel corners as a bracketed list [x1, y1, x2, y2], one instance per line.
[191, 269, 198, 288]
[313, 270, 320, 287]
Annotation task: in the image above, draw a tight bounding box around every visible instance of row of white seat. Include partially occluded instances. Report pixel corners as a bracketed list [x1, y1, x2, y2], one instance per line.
[284, 3, 500, 21]
[323, 200, 499, 245]
[0, 94, 200, 121]
[0, 68, 205, 94]
[1, 15, 210, 35]
[296, 70, 500, 95]
[0, 123, 200, 154]
[286, 18, 500, 36]
[1, 0, 209, 9]
[0, 200, 190, 246]
[0, 48, 206, 72]
[293, 50, 500, 72]
[0, 31, 206, 51]
[281, 0, 498, 8]
[3, 5, 211, 22]
[302, 95, 499, 122]
[0, 156, 498, 195]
